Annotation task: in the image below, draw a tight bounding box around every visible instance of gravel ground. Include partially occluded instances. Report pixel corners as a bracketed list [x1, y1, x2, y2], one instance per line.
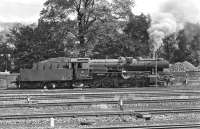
[0, 101, 200, 115]
[0, 113, 200, 129]
[1, 86, 200, 128]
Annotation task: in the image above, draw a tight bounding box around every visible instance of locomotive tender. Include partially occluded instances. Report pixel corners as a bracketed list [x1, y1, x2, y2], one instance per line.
[16, 57, 171, 88]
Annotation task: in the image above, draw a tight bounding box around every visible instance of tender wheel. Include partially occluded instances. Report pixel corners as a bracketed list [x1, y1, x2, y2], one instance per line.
[43, 85, 47, 89]
[17, 83, 21, 89]
[89, 79, 102, 88]
[51, 83, 56, 89]
[101, 79, 114, 88]
[44, 82, 57, 89]
[41, 82, 48, 89]
[163, 81, 168, 87]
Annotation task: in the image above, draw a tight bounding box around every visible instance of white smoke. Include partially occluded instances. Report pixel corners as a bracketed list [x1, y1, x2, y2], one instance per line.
[148, 13, 177, 53]
[148, 0, 200, 54]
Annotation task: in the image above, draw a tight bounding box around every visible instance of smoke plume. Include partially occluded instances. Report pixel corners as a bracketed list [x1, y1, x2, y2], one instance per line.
[148, 0, 200, 55]
[148, 13, 177, 53]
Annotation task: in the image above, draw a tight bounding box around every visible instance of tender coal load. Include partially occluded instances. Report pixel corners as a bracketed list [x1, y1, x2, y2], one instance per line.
[170, 61, 197, 72]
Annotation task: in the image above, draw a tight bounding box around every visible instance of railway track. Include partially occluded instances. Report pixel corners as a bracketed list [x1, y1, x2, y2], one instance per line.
[2, 87, 200, 94]
[0, 108, 199, 120]
[139, 108, 200, 114]
[0, 98, 200, 108]
[1, 88, 168, 94]
[0, 93, 199, 102]
[0, 90, 200, 99]
[74, 123, 200, 129]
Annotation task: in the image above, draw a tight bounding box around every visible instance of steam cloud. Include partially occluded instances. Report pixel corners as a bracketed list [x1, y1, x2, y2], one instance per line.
[148, 0, 200, 55]
[148, 13, 177, 53]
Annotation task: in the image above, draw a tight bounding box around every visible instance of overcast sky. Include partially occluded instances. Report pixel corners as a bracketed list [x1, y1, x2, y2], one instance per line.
[0, 0, 45, 23]
[0, 0, 199, 23]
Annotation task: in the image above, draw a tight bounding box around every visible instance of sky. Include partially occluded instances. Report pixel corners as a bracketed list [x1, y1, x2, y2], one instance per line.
[0, 0, 46, 23]
[134, 0, 200, 15]
[134, 0, 167, 14]
[0, 0, 200, 23]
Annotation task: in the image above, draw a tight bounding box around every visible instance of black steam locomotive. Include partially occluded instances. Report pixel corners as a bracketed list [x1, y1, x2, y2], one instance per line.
[15, 57, 171, 88]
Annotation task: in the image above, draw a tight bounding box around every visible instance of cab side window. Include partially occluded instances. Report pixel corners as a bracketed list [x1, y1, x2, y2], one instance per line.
[78, 63, 82, 69]
[63, 63, 69, 68]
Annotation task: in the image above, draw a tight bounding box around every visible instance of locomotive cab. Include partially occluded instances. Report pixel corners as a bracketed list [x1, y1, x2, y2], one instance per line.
[70, 58, 91, 80]
[70, 58, 91, 88]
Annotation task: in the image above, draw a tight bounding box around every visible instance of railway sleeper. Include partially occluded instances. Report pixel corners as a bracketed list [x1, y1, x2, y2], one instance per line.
[80, 121, 95, 126]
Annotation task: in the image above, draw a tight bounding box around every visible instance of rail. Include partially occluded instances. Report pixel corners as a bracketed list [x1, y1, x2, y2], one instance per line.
[3, 87, 200, 94]
[1, 90, 200, 98]
[0, 108, 199, 120]
[73, 123, 200, 129]
[0, 98, 200, 108]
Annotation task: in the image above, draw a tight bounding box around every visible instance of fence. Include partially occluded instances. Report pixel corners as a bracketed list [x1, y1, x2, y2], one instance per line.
[0, 73, 19, 89]
[172, 71, 200, 86]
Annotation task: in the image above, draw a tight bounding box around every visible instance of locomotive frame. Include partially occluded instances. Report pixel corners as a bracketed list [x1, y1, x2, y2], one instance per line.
[15, 57, 171, 89]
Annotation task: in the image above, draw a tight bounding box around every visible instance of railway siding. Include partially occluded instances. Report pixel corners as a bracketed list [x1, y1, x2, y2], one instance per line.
[0, 98, 200, 108]
[0, 88, 200, 128]
[0, 108, 200, 120]
[71, 123, 200, 129]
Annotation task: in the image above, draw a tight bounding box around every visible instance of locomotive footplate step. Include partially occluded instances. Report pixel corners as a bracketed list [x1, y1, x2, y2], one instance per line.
[134, 112, 151, 120]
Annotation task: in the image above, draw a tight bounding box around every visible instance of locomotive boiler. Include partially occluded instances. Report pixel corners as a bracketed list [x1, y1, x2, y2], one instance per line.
[15, 57, 171, 89]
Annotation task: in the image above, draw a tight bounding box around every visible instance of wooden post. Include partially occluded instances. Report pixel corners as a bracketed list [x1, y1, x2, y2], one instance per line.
[185, 72, 188, 86]
[119, 97, 124, 111]
[6, 75, 8, 89]
[27, 96, 31, 103]
[50, 117, 55, 128]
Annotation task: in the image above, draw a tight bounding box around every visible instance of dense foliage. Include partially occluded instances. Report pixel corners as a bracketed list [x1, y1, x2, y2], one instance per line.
[1, 0, 200, 72]
[159, 23, 200, 66]
[93, 14, 151, 58]
[6, 23, 66, 72]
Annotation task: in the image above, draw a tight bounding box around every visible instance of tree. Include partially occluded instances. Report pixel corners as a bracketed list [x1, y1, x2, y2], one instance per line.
[0, 43, 12, 72]
[40, 0, 134, 57]
[167, 29, 199, 66]
[6, 0, 136, 71]
[91, 13, 152, 58]
[41, 0, 104, 56]
[158, 34, 178, 62]
[123, 13, 151, 57]
[190, 34, 200, 65]
[7, 23, 66, 72]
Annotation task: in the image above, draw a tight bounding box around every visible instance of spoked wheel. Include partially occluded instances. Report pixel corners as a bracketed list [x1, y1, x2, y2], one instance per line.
[101, 79, 114, 88]
[44, 82, 57, 89]
[17, 82, 26, 89]
[51, 83, 56, 89]
[89, 80, 102, 88]
[43, 84, 48, 89]
[16, 83, 21, 89]
[162, 81, 168, 87]
[112, 79, 119, 88]
[41, 82, 48, 89]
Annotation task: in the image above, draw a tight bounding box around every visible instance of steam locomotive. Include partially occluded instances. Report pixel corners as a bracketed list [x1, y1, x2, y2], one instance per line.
[15, 57, 171, 89]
